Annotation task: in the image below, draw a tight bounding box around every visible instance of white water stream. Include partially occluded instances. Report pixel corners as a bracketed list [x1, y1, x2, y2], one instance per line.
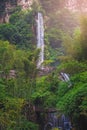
[37, 12, 44, 69]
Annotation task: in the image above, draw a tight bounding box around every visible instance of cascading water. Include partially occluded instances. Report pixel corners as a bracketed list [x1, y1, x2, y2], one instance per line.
[60, 72, 70, 82]
[37, 12, 44, 69]
[36, 12, 72, 130]
[44, 113, 72, 130]
[60, 72, 72, 87]
[49, 112, 58, 128]
[44, 112, 58, 130]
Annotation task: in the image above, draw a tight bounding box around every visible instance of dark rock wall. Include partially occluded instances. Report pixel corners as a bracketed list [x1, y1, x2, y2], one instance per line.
[0, 0, 32, 23]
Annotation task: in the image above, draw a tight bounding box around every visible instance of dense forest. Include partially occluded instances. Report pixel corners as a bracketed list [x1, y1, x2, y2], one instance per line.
[0, 0, 87, 130]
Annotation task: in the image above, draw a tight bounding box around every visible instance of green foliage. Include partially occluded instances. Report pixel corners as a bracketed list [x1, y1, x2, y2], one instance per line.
[12, 117, 38, 130]
[55, 21, 87, 121]
[0, 40, 38, 129]
[10, 6, 22, 14]
[0, 24, 17, 43]
[1, 1, 87, 129]
[32, 73, 59, 108]
[56, 71, 87, 121]
[42, 16, 87, 127]
[0, 9, 36, 49]
[44, 9, 78, 61]
[45, 29, 64, 61]
[52, 128, 59, 130]
[52, 15, 87, 127]
[45, 29, 62, 48]
[60, 15, 87, 61]
[79, 15, 87, 60]
[0, 78, 6, 100]
[0, 97, 24, 129]
[0, 40, 15, 75]
[48, 9, 78, 33]
[57, 60, 87, 75]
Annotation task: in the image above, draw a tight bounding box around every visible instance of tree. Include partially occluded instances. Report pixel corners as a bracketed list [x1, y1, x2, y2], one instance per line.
[56, 71, 87, 129]
[0, 40, 39, 129]
[79, 15, 87, 60]
[0, 9, 36, 49]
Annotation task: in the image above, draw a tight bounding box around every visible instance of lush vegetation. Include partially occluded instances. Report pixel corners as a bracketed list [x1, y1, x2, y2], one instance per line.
[0, 7, 36, 49]
[0, 40, 39, 129]
[0, 0, 87, 130]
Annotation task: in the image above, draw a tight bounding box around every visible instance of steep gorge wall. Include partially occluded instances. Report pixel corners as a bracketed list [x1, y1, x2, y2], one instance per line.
[66, 0, 87, 12]
[0, 0, 32, 23]
[40, 0, 87, 14]
[1, 0, 87, 23]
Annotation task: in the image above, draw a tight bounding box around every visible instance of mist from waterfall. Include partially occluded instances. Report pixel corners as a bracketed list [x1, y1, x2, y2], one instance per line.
[37, 12, 44, 69]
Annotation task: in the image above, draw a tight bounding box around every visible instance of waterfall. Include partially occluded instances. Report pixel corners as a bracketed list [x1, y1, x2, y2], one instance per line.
[60, 72, 70, 82]
[60, 72, 72, 87]
[37, 12, 44, 69]
[44, 113, 72, 130]
[44, 112, 58, 130]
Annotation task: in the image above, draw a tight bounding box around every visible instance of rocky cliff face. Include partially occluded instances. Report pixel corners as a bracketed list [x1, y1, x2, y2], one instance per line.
[0, 0, 87, 23]
[0, 0, 32, 23]
[17, 0, 32, 10]
[40, 0, 87, 14]
[66, 0, 87, 12]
